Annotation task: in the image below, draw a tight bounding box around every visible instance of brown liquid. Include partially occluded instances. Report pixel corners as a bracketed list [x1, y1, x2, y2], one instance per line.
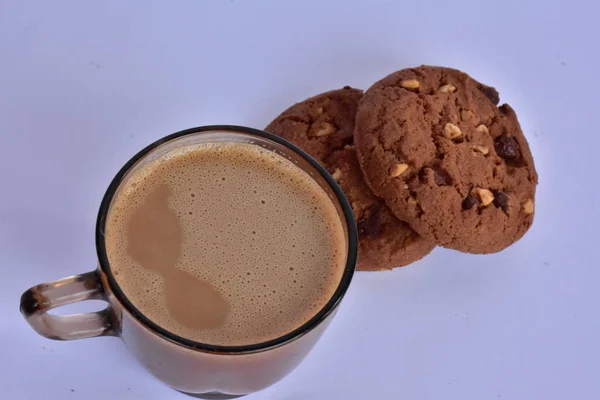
[105, 142, 346, 346]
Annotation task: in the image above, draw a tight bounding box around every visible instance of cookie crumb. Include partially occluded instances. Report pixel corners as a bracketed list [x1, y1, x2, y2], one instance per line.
[443, 123, 462, 139]
[400, 79, 420, 90]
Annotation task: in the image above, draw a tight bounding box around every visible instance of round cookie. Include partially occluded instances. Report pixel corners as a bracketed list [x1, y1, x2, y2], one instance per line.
[354, 66, 538, 253]
[265, 87, 435, 270]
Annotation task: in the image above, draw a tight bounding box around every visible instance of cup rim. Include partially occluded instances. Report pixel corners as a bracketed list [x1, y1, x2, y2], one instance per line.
[95, 125, 358, 354]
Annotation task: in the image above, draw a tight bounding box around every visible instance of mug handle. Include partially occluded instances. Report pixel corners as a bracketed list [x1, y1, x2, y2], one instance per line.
[20, 270, 117, 340]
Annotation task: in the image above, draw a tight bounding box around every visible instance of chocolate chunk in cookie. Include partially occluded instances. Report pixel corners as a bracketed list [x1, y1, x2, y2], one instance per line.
[265, 87, 435, 270]
[492, 190, 510, 213]
[420, 166, 452, 186]
[494, 135, 520, 161]
[358, 205, 383, 237]
[354, 66, 538, 253]
[462, 194, 480, 210]
[479, 85, 500, 105]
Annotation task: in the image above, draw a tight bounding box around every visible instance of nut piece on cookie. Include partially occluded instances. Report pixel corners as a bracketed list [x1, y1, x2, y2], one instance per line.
[438, 84, 456, 93]
[400, 79, 420, 90]
[474, 188, 495, 206]
[476, 124, 489, 134]
[443, 123, 463, 139]
[312, 122, 336, 137]
[522, 198, 535, 214]
[344, 144, 354, 150]
[390, 163, 409, 177]
[331, 168, 342, 181]
[472, 145, 489, 155]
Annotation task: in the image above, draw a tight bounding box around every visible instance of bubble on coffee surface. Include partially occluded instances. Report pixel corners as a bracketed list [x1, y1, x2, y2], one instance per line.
[105, 142, 346, 346]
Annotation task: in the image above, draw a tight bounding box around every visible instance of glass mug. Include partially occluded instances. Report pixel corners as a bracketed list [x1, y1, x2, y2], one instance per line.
[20, 126, 358, 398]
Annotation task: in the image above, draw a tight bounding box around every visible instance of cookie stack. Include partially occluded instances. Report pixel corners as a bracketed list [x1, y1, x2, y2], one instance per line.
[264, 66, 538, 271]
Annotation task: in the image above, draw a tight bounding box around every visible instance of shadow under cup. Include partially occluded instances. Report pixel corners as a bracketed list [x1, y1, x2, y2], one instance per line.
[20, 125, 358, 397]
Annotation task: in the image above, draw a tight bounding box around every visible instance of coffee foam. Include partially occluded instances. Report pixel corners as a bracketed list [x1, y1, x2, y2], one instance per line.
[105, 142, 347, 346]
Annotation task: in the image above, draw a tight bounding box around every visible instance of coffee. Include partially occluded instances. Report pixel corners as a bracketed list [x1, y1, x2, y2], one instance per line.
[105, 142, 346, 346]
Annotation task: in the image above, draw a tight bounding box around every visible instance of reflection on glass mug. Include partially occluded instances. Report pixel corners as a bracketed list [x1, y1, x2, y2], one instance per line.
[20, 126, 357, 398]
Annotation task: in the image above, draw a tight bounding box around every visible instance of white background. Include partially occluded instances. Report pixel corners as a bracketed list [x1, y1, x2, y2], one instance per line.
[1, 0, 598, 399]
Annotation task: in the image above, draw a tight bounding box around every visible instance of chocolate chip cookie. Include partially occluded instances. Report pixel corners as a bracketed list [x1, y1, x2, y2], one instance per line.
[265, 87, 435, 270]
[354, 66, 538, 253]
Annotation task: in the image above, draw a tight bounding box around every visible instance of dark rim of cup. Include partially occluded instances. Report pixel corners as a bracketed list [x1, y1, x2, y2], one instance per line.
[95, 125, 358, 354]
